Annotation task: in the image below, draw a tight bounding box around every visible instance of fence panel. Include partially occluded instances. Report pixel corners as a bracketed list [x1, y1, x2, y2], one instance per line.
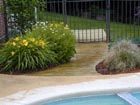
[44, 0, 107, 42]
[4, 0, 140, 43]
[110, 0, 140, 43]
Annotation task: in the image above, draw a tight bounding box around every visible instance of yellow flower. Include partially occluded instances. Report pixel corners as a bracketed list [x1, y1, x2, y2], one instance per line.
[64, 27, 69, 30]
[17, 46, 21, 48]
[22, 40, 28, 46]
[12, 42, 16, 46]
[35, 40, 38, 45]
[39, 40, 45, 48]
[64, 24, 69, 30]
[11, 51, 15, 56]
[55, 24, 58, 27]
[49, 24, 53, 27]
[30, 38, 35, 42]
[29, 45, 33, 48]
[14, 37, 19, 41]
[65, 24, 69, 27]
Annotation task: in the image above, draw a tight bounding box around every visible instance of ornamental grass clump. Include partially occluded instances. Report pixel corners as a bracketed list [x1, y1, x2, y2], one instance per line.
[0, 36, 56, 73]
[104, 40, 140, 72]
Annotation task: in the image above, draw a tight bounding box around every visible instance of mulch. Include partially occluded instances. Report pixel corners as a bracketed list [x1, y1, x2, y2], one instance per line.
[96, 61, 140, 75]
[0, 63, 57, 75]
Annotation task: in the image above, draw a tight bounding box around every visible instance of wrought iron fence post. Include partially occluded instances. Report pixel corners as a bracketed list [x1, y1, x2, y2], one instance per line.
[106, 0, 110, 42]
[62, 0, 67, 25]
[3, 0, 9, 41]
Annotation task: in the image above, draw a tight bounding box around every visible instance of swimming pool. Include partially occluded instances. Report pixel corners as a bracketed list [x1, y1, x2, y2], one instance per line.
[39, 92, 140, 105]
[132, 92, 140, 100]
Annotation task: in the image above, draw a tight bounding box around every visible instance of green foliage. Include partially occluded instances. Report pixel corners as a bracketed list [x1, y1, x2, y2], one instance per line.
[0, 21, 75, 73]
[5, 0, 45, 34]
[26, 22, 76, 63]
[104, 40, 140, 72]
[45, 23, 76, 63]
[0, 36, 56, 73]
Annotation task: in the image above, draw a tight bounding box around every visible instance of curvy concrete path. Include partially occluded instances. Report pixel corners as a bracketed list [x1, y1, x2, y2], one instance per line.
[0, 42, 109, 98]
[30, 43, 108, 76]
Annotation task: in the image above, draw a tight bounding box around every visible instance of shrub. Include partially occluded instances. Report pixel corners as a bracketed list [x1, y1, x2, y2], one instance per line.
[26, 22, 76, 63]
[5, 0, 45, 34]
[0, 36, 56, 73]
[104, 40, 140, 72]
[46, 23, 76, 63]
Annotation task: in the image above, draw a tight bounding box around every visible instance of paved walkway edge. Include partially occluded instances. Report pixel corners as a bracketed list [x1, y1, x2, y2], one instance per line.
[0, 73, 140, 105]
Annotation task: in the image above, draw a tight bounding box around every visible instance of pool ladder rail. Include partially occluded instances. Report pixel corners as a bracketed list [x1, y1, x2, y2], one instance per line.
[117, 93, 140, 105]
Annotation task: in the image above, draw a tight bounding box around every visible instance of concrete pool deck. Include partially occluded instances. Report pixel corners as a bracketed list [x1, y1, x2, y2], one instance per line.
[0, 42, 140, 104]
[0, 73, 140, 105]
[0, 73, 134, 98]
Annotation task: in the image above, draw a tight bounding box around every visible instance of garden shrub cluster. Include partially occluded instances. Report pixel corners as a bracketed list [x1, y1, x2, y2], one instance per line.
[26, 22, 76, 63]
[0, 22, 76, 74]
[104, 40, 140, 73]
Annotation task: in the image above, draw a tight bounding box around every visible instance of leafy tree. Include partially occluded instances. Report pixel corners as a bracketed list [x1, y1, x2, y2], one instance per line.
[5, 0, 45, 35]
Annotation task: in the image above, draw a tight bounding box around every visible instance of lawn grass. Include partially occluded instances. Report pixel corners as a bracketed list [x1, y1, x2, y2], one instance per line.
[38, 12, 140, 42]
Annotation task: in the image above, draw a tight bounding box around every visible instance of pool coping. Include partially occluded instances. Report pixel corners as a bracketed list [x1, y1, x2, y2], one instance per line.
[0, 73, 140, 105]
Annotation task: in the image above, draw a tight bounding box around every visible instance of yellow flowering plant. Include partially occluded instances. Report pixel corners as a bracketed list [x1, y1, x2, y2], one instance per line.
[44, 23, 76, 63]
[0, 36, 56, 73]
[26, 22, 76, 63]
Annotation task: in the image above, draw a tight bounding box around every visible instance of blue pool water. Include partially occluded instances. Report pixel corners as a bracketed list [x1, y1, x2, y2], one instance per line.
[40, 95, 130, 105]
[38, 92, 140, 105]
[132, 92, 140, 100]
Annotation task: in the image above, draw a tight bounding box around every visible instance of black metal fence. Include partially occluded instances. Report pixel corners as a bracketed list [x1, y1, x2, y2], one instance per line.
[110, 0, 140, 43]
[5, 0, 140, 43]
[43, 0, 107, 42]
[40, 0, 140, 43]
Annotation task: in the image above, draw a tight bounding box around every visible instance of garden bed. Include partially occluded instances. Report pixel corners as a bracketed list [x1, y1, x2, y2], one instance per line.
[96, 61, 140, 75]
[0, 22, 76, 75]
